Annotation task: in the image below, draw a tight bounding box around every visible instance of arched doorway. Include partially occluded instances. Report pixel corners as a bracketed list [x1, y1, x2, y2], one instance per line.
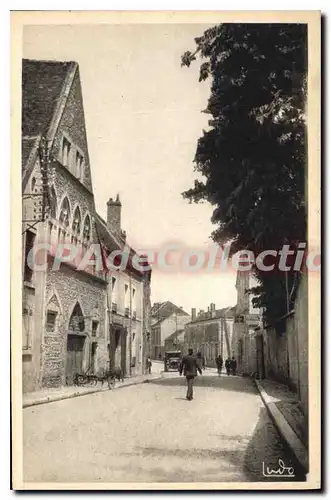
[66, 303, 86, 385]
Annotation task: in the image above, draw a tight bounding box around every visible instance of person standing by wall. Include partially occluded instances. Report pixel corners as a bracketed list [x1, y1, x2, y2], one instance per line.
[231, 356, 237, 376]
[179, 348, 202, 401]
[225, 357, 231, 376]
[216, 355, 223, 376]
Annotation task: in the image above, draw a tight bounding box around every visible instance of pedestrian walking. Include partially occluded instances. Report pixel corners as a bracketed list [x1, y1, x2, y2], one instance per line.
[146, 357, 152, 374]
[202, 355, 206, 370]
[179, 348, 202, 400]
[225, 357, 231, 376]
[231, 356, 237, 376]
[216, 355, 223, 376]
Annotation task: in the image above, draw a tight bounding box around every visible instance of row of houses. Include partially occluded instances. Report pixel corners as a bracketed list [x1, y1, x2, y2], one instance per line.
[22, 59, 152, 393]
[149, 272, 262, 370]
[150, 301, 235, 365]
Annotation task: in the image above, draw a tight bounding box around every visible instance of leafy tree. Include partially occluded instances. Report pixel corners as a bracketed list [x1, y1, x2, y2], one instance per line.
[181, 23, 307, 323]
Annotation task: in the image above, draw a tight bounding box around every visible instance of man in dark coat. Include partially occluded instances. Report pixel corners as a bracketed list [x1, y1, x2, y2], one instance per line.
[231, 356, 237, 376]
[225, 357, 231, 376]
[179, 348, 202, 400]
[216, 355, 223, 376]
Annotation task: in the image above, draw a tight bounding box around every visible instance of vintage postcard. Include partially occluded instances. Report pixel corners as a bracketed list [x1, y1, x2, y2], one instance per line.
[11, 10, 321, 490]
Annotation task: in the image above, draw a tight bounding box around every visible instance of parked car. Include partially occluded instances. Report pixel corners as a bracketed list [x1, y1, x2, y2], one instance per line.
[164, 350, 182, 372]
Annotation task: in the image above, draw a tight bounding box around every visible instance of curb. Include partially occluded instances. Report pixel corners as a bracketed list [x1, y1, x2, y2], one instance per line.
[23, 374, 163, 409]
[254, 380, 308, 473]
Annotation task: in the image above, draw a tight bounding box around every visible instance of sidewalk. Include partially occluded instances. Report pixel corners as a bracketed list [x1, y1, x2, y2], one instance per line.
[255, 378, 308, 473]
[23, 373, 162, 409]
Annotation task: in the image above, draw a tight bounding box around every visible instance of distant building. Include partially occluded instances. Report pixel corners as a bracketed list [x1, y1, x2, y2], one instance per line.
[184, 304, 235, 366]
[94, 204, 150, 378]
[232, 270, 262, 375]
[150, 302, 190, 359]
[164, 329, 185, 352]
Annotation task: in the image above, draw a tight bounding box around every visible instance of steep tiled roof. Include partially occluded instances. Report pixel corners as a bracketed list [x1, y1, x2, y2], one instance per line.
[22, 136, 39, 179]
[22, 59, 74, 137]
[94, 213, 122, 253]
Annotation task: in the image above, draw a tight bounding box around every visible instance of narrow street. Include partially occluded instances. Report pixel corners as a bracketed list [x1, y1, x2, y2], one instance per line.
[23, 372, 305, 483]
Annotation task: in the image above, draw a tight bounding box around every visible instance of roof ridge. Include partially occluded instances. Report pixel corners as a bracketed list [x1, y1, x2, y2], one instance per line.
[46, 61, 78, 142]
[22, 58, 77, 65]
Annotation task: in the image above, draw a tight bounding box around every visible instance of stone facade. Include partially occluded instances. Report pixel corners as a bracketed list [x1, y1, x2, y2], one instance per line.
[51, 66, 93, 192]
[260, 273, 308, 418]
[22, 59, 152, 392]
[232, 271, 262, 375]
[42, 265, 107, 387]
[184, 305, 234, 366]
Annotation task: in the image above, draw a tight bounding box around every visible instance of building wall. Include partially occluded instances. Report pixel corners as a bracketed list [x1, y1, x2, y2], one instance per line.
[41, 265, 107, 387]
[184, 319, 217, 365]
[105, 270, 145, 376]
[164, 330, 185, 352]
[151, 313, 190, 359]
[51, 67, 93, 192]
[160, 313, 190, 346]
[295, 272, 308, 418]
[262, 274, 308, 418]
[22, 210, 49, 392]
[232, 270, 261, 374]
[151, 325, 162, 359]
[142, 272, 152, 372]
[22, 63, 152, 391]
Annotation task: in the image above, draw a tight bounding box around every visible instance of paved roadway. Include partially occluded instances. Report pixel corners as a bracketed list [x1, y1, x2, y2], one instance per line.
[23, 372, 306, 484]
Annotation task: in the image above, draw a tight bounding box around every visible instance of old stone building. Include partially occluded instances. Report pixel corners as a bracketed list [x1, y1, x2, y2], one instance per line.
[150, 302, 190, 359]
[231, 270, 262, 375]
[22, 59, 152, 392]
[95, 201, 151, 377]
[184, 304, 235, 366]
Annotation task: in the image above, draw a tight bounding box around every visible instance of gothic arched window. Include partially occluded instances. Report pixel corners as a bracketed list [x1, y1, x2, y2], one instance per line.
[69, 303, 85, 333]
[83, 214, 91, 241]
[72, 206, 82, 235]
[59, 197, 70, 227]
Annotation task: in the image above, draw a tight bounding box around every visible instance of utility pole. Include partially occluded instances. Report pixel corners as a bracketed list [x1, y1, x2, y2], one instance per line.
[175, 312, 178, 349]
[129, 270, 132, 376]
[174, 306, 183, 350]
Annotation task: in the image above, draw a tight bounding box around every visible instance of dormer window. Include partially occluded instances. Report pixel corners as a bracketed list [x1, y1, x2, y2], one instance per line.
[76, 151, 84, 179]
[62, 137, 71, 167]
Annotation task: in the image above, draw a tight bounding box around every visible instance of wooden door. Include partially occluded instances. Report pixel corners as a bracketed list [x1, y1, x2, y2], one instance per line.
[66, 334, 85, 384]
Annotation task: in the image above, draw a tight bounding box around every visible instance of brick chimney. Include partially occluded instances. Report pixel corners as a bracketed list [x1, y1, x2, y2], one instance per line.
[211, 303, 216, 318]
[191, 308, 196, 321]
[107, 194, 121, 237]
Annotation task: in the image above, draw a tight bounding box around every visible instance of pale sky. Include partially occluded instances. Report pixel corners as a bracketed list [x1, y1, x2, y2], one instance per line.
[23, 23, 237, 313]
